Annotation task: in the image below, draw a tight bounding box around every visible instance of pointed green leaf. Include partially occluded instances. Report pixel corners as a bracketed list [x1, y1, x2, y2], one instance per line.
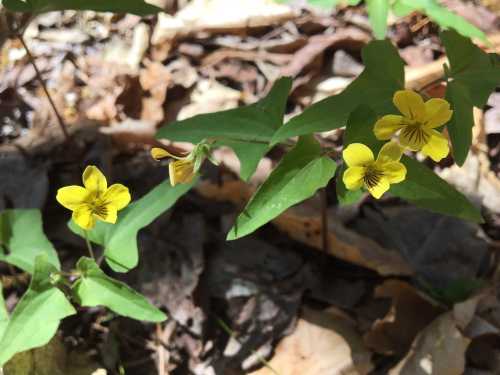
[0, 209, 60, 273]
[69, 180, 194, 272]
[271, 40, 404, 144]
[227, 136, 336, 240]
[390, 156, 483, 222]
[366, 0, 389, 39]
[0, 255, 76, 366]
[393, 0, 486, 41]
[3, 0, 162, 15]
[441, 30, 500, 165]
[73, 257, 166, 322]
[156, 77, 292, 180]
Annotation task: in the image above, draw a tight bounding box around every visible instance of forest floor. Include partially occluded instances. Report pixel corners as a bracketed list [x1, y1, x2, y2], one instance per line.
[1, 0, 500, 374]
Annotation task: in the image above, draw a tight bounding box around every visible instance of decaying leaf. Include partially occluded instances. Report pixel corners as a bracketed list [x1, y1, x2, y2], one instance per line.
[152, 0, 297, 43]
[389, 312, 471, 375]
[364, 280, 444, 356]
[249, 307, 373, 375]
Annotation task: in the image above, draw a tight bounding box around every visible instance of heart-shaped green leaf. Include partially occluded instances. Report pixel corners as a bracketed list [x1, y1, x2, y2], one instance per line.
[442, 30, 500, 165]
[156, 77, 292, 181]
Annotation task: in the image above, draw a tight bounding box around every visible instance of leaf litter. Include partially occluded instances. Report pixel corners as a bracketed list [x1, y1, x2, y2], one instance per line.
[1, 0, 500, 374]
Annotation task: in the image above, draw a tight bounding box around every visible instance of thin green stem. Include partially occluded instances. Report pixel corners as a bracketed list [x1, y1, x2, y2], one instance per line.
[84, 230, 95, 260]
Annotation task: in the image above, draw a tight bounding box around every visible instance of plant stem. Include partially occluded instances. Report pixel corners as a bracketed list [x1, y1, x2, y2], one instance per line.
[18, 33, 70, 141]
[321, 188, 329, 252]
[84, 231, 95, 260]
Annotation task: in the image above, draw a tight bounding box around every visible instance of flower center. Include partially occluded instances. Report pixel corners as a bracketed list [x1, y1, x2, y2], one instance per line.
[400, 124, 430, 146]
[89, 198, 109, 219]
[363, 166, 384, 188]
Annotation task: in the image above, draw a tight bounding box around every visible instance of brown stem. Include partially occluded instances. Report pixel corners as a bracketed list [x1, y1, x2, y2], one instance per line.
[18, 33, 70, 141]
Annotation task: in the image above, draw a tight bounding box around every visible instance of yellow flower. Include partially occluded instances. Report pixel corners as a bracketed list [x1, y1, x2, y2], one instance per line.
[373, 90, 453, 162]
[151, 147, 195, 187]
[342, 141, 407, 199]
[56, 166, 131, 230]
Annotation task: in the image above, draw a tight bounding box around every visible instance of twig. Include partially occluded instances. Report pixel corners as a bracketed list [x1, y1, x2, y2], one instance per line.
[155, 323, 166, 375]
[18, 33, 70, 141]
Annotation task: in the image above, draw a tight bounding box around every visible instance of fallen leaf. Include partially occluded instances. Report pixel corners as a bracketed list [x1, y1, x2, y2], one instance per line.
[364, 280, 444, 356]
[249, 307, 373, 375]
[389, 312, 471, 375]
[152, 0, 296, 43]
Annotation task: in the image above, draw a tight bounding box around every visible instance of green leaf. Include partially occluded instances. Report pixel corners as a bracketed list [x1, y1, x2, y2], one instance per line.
[156, 77, 292, 181]
[271, 40, 404, 144]
[441, 30, 500, 165]
[0, 255, 76, 367]
[3, 0, 162, 15]
[0, 209, 60, 273]
[390, 156, 483, 222]
[73, 257, 166, 322]
[227, 136, 336, 240]
[366, 0, 389, 39]
[392, 0, 486, 41]
[69, 180, 194, 273]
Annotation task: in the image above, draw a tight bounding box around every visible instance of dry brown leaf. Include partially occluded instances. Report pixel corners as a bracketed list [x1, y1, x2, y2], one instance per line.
[197, 180, 413, 275]
[152, 0, 296, 43]
[389, 312, 471, 375]
[249, 307, 373, 375]
[364, 280, 443, 356]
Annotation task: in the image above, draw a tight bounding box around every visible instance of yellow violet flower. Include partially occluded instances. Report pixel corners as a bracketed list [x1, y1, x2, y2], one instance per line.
[343, 141, 407, 199]
[373, 90, 453, 162]
[151, 147, 196, 187]
[56, 166, 131, 230]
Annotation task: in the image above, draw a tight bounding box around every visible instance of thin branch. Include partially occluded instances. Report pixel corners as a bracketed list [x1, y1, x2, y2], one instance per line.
[18, 33, 70, 141]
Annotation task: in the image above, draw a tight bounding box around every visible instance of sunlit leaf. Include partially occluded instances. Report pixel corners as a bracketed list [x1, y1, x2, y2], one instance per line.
[227, 136, 336, 240]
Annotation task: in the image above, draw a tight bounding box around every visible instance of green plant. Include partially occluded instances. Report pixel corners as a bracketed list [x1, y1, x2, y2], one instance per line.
[1, 0, 499, 368]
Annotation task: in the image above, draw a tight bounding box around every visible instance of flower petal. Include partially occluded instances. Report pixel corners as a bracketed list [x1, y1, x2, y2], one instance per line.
[399, 126, 431, 151]
[343, 166, 365, 190]
[423, 98, 453, 129]
[366, 177, 390, 199]
[421, 130, 450, 162]
[56, 186, 89, 210]
[393, 90, 425, 121]
[373, 115, 404, 140]
[169, 159, 195, 187]
[151, 147, 180, 160]
[382, 161, 407, 184]
[343, 143, 374, 168]
[72, 205, 95, 230]
[377, 141, 404, 163]
[83, 166, 107, 195]
[103, 184, 131, 211]
[94, 205, 118, 224]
